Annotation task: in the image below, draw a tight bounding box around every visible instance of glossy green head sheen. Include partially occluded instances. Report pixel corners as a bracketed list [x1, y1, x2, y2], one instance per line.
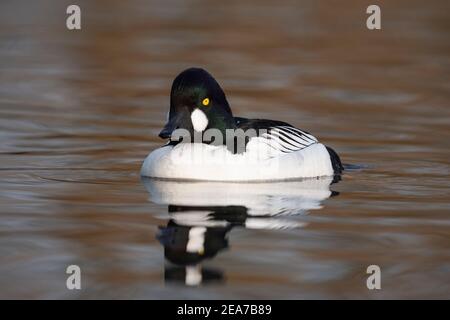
[159, 68, 236, 140]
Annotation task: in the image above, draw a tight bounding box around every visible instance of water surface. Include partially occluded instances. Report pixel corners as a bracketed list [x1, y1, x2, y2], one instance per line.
[0, 0, 449, 299]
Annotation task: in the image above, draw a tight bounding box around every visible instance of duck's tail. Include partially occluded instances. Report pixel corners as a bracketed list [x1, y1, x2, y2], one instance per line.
[326, 146, 344, 175]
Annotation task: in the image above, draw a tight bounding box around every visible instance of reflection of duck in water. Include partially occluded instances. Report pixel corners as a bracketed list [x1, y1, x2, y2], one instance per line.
[143, 177, 338, 286]
[158, 220, 230, 286]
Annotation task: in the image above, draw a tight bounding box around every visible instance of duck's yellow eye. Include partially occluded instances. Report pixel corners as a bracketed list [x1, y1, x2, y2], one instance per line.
[202, 98, 210, 106]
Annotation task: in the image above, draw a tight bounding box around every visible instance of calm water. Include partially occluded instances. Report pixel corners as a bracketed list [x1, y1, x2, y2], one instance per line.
[0, 0, 449, 299]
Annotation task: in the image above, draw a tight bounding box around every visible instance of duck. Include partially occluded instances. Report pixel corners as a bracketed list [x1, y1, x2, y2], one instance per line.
[141, 67, 343, 181]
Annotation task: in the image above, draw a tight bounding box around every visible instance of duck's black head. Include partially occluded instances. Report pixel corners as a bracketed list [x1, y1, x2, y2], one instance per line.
[159, 68, 236, 140]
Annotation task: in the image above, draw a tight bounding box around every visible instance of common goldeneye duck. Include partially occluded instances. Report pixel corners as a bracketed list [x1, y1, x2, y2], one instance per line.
[141, 67, 343, 181]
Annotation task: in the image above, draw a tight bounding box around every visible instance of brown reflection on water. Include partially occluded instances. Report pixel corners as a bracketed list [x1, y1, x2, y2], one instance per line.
[0, 0, 449, 298]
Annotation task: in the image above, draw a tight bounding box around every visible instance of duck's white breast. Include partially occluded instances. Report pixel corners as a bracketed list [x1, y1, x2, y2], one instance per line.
[140, 141, 333, 181]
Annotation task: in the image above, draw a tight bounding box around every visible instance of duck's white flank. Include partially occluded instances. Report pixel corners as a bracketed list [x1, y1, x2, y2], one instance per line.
[140, 140, 334, 181]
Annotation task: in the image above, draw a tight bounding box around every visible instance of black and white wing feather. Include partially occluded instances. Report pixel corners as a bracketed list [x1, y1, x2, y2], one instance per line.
[262, 126, 318, 153]
[235, 118, 318, 153]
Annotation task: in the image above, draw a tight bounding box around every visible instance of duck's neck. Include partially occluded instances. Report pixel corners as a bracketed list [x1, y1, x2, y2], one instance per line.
[204, 115, 247, 154]
[207, 114, 236, 137]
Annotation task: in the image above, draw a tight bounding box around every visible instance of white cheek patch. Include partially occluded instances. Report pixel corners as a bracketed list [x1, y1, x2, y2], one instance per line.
[191, 108, 208, 132]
